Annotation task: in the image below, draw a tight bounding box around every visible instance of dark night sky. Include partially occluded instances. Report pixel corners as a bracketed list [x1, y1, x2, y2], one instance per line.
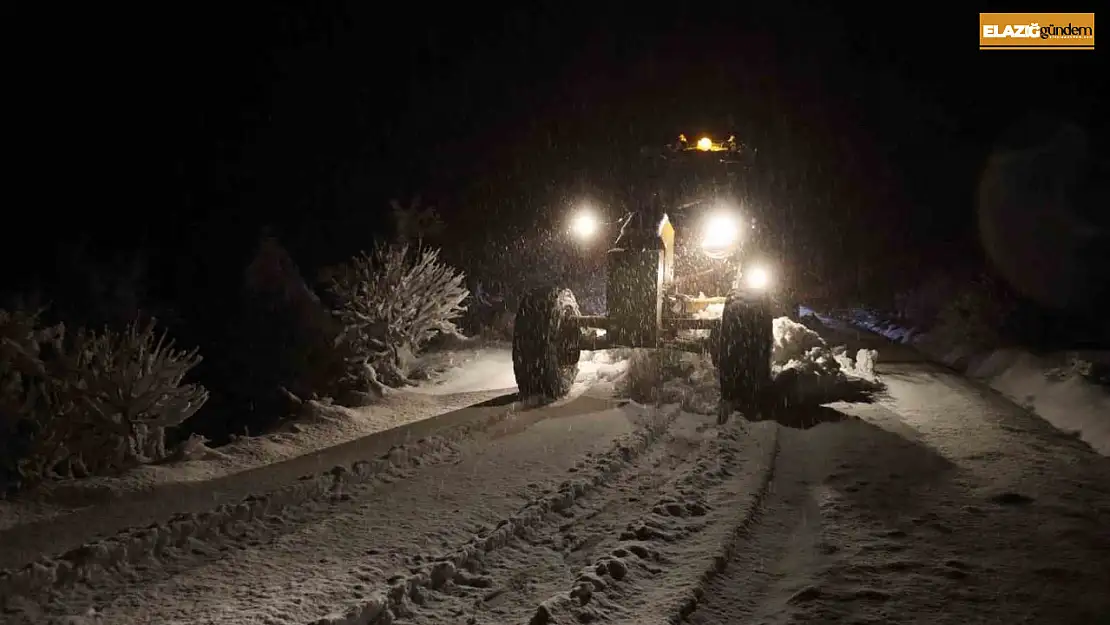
[6, 2, 1106, 304]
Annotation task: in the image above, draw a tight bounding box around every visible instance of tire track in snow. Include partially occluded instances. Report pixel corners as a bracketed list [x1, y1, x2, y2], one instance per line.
[522, 420, 781, 625]
[0, 393, 556, 606]
[0, 436, 460, 605]
[685, 395, 1110, 625]
[391, 410, 721, 625]
[3, 437, 469, 622]
[0, 397, 549, 608]
[302, 404, 681, 625]
[680, 426, 827, 624]
[15, 401, 664, 625]
[2, 396, 615, 624]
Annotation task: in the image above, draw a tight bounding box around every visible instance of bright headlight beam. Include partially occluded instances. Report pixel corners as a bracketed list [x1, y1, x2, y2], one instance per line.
[570, 210, 599, 239]
[744, 265, 771, 290]
[701, 211, 740, 250]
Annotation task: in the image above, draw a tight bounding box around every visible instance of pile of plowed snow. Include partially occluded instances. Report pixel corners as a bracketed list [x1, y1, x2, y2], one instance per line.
[584, 317, 883, 415]
[773, 316, 883, 406]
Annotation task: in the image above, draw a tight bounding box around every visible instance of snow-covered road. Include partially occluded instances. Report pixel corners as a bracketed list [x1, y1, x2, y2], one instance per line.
[2, 321, 1108, 624]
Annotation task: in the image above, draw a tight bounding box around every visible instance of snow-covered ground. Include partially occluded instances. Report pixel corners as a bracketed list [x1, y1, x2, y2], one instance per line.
[2, 318, 1109, 625]
[0, 338, 524, 533]
[0, 383, 508, 533]
[835, 307, 1110, 456]
[0, 322, 876, 535]
[406, 341, 518, 396]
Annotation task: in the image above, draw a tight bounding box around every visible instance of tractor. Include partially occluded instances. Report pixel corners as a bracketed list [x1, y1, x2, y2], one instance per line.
[512, 133, 796, 422]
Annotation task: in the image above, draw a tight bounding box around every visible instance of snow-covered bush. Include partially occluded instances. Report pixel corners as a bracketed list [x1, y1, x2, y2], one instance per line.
[0, 309, 207, 492]
[325, 244, 469, 389]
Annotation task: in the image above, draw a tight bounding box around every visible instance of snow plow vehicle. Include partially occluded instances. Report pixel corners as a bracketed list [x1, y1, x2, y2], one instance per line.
[513, 133, 796, 420]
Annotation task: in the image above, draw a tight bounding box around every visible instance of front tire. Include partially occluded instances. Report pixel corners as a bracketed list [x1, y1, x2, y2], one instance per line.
[512, 287, 582, 399]
[717, 289, 773, 421]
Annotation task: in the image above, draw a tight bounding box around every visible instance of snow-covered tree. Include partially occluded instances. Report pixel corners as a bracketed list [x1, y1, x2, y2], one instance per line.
[0, 308, 207, 489]
[324, 244, 468, 389]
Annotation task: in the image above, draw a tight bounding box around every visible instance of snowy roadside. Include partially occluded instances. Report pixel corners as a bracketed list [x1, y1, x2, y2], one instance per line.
[8, 399, 655, 625]
[833, 307, 1110, 456]
[6, 312, 1107, 624]
[0, 339, 517, 532]
[0, 318, 888, 623]
[0, 341, 633, 585]
[0, 392, 493, 531]
[0, 317, 884, 537]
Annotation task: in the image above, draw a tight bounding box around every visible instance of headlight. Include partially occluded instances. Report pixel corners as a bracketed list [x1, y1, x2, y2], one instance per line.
[743, 264, 772, 290]
[570, 209, 599, 240]
[700, 210, 741, 254]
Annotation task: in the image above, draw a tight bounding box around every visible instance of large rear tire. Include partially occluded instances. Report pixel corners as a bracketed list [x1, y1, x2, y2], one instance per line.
[512, 287, 581, 399]
[717, 289, 773, 422]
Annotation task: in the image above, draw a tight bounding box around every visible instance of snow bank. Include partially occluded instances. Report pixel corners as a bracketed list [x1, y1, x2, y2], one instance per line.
[967, 350, 1110, 454]
[841, 308, 1110, 456]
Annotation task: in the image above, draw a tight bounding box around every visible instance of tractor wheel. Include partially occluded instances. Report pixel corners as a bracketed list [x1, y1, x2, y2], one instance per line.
[512, 287, 582, 399]
[717, 289, 774, 423]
